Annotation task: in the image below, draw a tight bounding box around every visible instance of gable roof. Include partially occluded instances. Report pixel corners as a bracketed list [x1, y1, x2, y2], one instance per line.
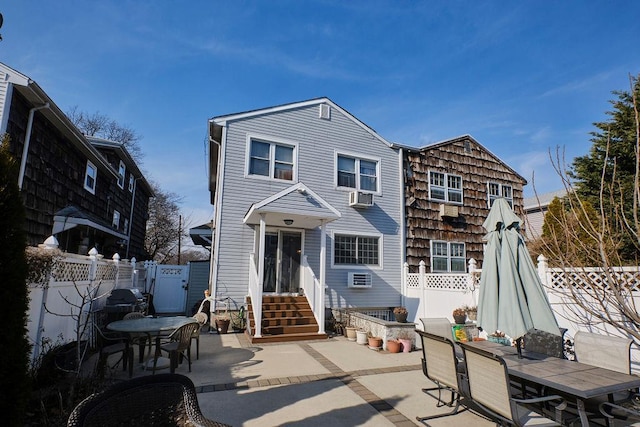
[210, 97, 393, 148]
[395, 134, 527, 184]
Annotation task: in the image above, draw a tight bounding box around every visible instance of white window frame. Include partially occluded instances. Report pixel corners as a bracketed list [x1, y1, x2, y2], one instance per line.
[428, 171, 463, 204]
[430, 240, 466, 273]
[334, 151, 381, 194]
[245, 134, 298, 182]
[128, 175, 134, 192]
[84, 160, 97, 194]
[331, 231, 383, 269]
[487, 182, 513, 208]
[112, 210, 120, 229]
[124, 218, 129, 234]
[117, 161, 126, 189]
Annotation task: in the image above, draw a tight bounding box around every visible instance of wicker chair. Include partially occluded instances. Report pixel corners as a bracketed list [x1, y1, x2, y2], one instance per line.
[153, 322, 200, 374]
[416, 330, 467, 423]
[192, 312, 208, 360]
[460, 343, 565, 426]
[67, 373, 230, 426]
[122, 312, 150, 363]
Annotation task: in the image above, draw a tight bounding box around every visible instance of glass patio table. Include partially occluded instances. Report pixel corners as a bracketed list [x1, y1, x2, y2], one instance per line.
[107, 316, 197, 371]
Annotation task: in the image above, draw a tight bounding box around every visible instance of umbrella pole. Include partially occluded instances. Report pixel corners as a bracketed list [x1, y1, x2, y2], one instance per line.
[516, 337, 523, 359]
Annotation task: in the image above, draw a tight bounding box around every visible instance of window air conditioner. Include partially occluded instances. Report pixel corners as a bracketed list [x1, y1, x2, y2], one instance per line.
[348, 272, 372, 288]
[349, 191, 374, 208]
[439, 204, 459, 218]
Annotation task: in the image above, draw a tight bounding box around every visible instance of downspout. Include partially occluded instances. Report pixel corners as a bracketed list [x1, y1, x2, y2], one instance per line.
[126, 177, 139, 259]
[398, 147, 407, 309]
[18, 103, 50, 190]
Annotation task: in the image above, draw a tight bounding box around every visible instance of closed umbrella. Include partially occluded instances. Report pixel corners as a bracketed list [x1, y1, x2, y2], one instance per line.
[477, 198, 560, 357]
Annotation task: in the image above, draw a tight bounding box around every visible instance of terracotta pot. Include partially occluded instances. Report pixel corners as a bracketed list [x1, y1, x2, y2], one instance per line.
[399, 338, 412, 353]
[216, 318, 230, 334]
[386, 339, 401, 353]
[368, 336, 382, 349]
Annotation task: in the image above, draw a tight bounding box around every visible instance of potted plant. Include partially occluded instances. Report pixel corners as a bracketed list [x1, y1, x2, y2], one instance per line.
[452, 307, 467, 324]
[345, 325, 358, 341]
[397, 330, 413, 353]
[356, 328, 368, 345]
[464, 305, 478, 321]
[393, 306, 408, 323]
[367, 332, 383, 349]
[386, 339, 402, 353]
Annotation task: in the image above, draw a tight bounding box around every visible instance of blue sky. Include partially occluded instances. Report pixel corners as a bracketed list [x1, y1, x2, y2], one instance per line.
[2, 1, 639, 249]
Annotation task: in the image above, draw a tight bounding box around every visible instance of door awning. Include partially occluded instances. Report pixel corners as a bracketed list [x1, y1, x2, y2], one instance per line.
[53, 206, 128, 240]
[243, 182, 341, 229]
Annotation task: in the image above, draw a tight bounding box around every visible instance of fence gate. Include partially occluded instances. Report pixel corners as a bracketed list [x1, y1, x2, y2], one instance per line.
[151, 265, 189, 314]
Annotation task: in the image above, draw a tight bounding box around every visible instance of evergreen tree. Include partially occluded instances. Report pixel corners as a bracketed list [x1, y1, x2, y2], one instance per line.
[0, 134, 30, 426]
[570, 74, 640, 262]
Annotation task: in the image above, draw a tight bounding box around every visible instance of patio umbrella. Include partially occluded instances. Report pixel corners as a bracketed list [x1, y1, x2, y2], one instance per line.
[477, 198, 560, 357]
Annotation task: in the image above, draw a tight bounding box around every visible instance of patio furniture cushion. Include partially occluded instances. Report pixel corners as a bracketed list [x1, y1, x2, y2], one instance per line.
[67, 373, 230, 426]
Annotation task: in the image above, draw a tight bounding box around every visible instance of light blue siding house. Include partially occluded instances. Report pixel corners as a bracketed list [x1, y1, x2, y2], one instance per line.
[208, 98, 404, 341]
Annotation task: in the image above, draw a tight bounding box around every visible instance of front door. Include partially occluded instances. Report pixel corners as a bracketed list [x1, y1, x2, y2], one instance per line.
[263, 231, 301, 294]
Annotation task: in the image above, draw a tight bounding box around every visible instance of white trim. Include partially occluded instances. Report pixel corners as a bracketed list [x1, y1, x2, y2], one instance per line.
[84, 160, 97, 194]
[487, 181, 514, 209]
[334, 150, 382, 195]
[210, 125, 227, 308]
[244, 133, 299, 183]
[330, 230, 383, 270]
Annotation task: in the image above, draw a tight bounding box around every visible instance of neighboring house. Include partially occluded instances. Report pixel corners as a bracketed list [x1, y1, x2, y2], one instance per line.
[0, 62, 153, 259]
[208, 98, 404, 341]
[523, 189, 567, 240]
[400, 135, 527, 272]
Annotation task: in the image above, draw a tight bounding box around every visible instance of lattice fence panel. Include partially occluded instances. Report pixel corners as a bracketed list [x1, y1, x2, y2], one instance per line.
[548, 267, 640, 293]
[52, 259, 91, 283]
[425, 273, 469, 291]
[95, 263, 117, 281]
[406, 274, 420, 288]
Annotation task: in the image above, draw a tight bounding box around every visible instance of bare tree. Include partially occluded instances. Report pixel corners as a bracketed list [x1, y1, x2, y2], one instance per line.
[144, 182, 192, 263]
[534, 75, 640, 345]
[67, 106, 143, 162]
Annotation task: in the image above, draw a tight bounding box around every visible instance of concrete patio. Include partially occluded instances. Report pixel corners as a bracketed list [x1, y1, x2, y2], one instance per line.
[110, 330, 494, 426]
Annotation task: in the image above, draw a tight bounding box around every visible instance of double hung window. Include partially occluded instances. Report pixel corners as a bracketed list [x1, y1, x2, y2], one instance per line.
[488, 182, 513, 208]
[429, 171, 462, 203]
[112, 210, 120, 229]
[248, 138, 295, 181]
[117, 161, 126, 189]
[334, 234, 380, 266]
[336, 155, 379, 192]
[84, 161, 97, 194]
[431, 241, 466, 273]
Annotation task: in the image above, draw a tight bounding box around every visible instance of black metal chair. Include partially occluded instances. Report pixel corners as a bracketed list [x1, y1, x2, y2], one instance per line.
[92, 324, 133, 378]
[67, 373, 230, 426]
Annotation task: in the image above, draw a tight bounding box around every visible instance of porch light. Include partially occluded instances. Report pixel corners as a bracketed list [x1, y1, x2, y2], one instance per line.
[283, 219, 294, 225]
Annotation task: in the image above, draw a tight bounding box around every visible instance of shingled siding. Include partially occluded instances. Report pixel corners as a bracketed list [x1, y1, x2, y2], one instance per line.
[404, 136, 526, 272]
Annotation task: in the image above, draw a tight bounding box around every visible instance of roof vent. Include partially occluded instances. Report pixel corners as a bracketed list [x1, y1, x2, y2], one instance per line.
[319, 104, 331, 120]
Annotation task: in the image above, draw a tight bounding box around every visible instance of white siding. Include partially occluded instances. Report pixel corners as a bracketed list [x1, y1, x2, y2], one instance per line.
[215, 102, 403, 309]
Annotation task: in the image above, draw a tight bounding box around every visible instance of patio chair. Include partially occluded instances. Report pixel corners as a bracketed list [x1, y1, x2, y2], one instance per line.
[191, 312, 208, 359]
[153, 322, 200, 374]
[122, 311, 151, 363]
[420, 317, 454, 341]
[416, 330, 468, 423]
[460, 342, 565, 426]
[523, 328, 568, 359]
[93, 323, 134, 378]
[572, 331, 636, 426]
[67, 373, 231, 426]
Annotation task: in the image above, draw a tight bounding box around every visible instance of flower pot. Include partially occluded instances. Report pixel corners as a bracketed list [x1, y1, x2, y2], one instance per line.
[368, 336, 382, 349]
[356, 330, 368, 345]
[216, 318, 230, 334]
[394, 312, 408, 323]
[345, 326, 357, 341]
[386, 339, 401, 353]
[453, 314, 467, 324]
[399, 338, 412, 353]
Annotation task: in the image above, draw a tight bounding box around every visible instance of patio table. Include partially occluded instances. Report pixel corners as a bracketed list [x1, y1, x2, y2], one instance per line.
[107, 316, 197, 371]
[463, 340, 640, 426]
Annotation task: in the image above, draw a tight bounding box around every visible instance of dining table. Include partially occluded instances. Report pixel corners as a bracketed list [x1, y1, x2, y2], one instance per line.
[107, 316, 198, 371]
[462, 340, 640, 426]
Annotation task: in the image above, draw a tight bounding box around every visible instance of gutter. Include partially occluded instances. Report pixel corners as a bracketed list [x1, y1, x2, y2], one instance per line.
[18, 102, 50, 190]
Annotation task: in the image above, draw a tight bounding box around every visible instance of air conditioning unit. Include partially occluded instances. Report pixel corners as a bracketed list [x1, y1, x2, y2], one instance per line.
[349, 191, 374, 208]
[348, 272, 372, 288]
[439, 203, 459, 218]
